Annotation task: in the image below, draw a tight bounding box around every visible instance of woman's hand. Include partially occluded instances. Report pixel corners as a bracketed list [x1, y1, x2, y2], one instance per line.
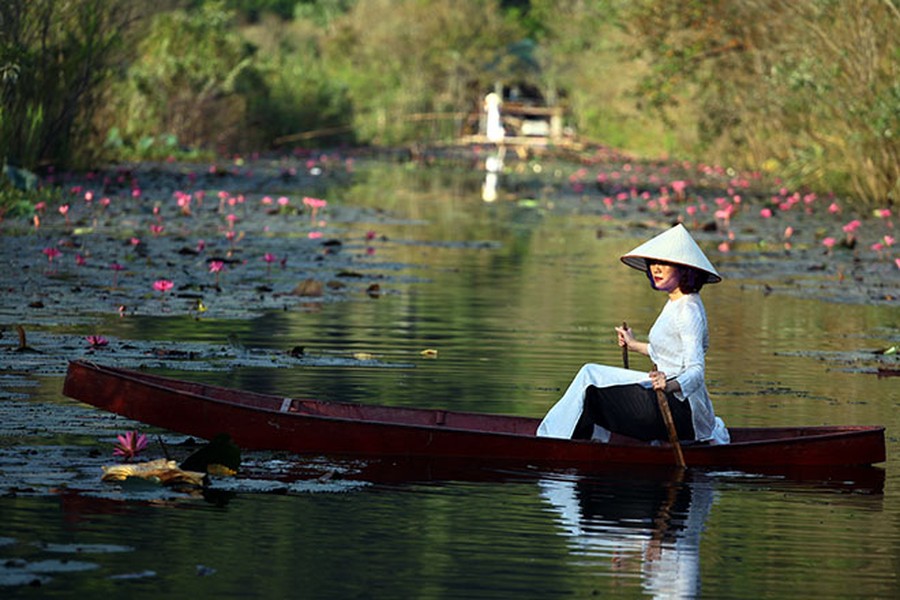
[615, 325, 648, 355]
[649, 369, 668, 392]
[615, 325, 633, 349]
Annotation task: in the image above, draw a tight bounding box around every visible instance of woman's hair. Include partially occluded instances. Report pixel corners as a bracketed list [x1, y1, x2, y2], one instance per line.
[645, 261, 709, 293]
[677, 265, 709, 293]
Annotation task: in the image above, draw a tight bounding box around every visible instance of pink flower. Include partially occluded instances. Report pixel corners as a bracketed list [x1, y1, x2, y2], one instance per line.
[303, 197, 327, 222]
[828, 202, 840, 214]
[113, 430, 148, 461]
[153, 279, 174, 293]
[822, 237, 836, 249]
[308, 231, 323, 240]
[58, 204, 69, 216]
[842, 220, 861, 233]
[760, 208, 772, 218]
[75, 254, 87, 266]
[130, 237, 141, 247]
[717, 241, 730, 253]
[263, 253, 277, 264]
[209, 260, 225, 273]
[150, 224, 164, 236]
[86, 335, 108, 348]
[883, 235, 895, 246]
[895, 258, 900, 270]
[42, 247, 62, 262]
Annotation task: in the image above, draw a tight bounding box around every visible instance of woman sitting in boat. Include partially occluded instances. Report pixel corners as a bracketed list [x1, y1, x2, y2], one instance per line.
[537, 224, 730, 445]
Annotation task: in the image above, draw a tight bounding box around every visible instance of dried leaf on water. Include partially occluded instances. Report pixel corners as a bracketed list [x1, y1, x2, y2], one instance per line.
[101, 458, 206, 486]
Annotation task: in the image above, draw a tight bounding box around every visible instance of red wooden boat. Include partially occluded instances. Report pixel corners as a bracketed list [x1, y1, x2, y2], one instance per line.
[62, 360, 885, 470]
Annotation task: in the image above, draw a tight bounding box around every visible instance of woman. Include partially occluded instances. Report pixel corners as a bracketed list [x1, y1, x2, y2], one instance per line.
[537, 224, 729, 445]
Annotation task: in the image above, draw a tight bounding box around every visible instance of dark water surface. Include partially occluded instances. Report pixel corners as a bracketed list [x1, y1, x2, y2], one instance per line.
[2, 160, 898, 598]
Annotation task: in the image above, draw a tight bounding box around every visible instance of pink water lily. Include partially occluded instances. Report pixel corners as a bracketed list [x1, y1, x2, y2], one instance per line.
[110, 262, 125, 287]
[42, 247, 61, 263]
[113, 430, 148, 461]
[303, 196, 327, 222]
[86, 335, 108, 348]
[153, 279, 174, 293]
[209, 260, 225, 286]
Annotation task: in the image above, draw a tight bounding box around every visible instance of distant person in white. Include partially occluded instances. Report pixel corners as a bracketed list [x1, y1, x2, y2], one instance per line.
[482, 92, 506, 202]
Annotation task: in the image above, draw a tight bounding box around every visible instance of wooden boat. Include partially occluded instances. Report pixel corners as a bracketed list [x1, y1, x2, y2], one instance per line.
[62, 360, 886, 470]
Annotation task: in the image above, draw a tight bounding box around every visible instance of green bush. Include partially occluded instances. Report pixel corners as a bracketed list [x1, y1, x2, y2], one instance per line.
[100, 1, 263, 154]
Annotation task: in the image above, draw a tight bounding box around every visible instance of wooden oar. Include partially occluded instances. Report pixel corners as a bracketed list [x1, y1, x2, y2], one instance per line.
[653, 363, 686, 469]
[621, 321, 686, 469]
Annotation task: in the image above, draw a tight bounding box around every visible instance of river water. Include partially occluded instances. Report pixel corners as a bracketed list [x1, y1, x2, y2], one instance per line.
[1, 156, 898, 598]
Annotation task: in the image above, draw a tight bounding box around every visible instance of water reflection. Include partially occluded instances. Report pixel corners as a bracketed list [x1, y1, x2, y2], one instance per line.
[482, 153, 503, 202]
[540, 471, 715, 598]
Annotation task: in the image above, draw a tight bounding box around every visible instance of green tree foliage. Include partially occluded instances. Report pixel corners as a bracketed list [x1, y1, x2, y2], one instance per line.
[622, 0, 900, 205]
[0, 0, 133, 170]
[103, 1, 263, 153]
[319, 0, 526, 145]
[2, 0, 896, 211]
[240, 11, 354, 146]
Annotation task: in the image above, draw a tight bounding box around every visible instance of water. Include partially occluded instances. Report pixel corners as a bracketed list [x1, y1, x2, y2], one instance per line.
[2, 159, 898, 598]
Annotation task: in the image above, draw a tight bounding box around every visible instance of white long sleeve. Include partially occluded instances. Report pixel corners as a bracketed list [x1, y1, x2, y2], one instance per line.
[647, 294, 724, 442]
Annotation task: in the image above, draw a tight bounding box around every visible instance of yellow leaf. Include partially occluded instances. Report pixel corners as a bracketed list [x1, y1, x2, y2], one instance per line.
[207, 463, 237, 476]
[353, 352, 375, 361]
[420, 349, 438, 359]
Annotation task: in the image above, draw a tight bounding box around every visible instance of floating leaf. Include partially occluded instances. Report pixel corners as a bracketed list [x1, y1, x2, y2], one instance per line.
[101, 458, 205, 486]
[420, 349, 438, 359]
[291, 278, 323, 297]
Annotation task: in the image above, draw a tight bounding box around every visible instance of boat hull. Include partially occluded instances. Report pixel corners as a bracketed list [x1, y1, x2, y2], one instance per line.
[62, 360, 886, 470]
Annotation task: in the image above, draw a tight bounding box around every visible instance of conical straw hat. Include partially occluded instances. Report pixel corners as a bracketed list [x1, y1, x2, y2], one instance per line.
[620, 224, 721, 283]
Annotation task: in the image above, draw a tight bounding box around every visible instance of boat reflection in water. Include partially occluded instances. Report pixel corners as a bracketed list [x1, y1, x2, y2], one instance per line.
[540, 470, 712, 597]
